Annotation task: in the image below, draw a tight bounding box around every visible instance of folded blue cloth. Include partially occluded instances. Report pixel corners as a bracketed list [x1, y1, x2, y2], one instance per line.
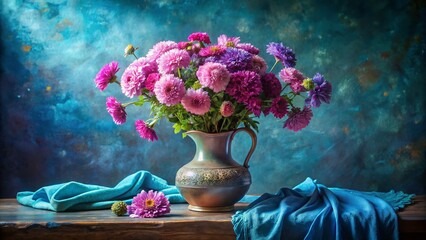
[232, 177, 415, 240]
[16, 170, 186, 211]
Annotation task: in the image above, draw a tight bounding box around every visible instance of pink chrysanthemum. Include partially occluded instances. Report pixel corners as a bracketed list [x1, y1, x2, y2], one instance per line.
[236, 43, 260, 54]
[145, 73, 161, 93]
[146, 41, 178, 62]
[106, 97, 126, 125]
[127, 190, 170, 218]
[153, 74, 186, 106]
[94, 61, 119, 91]
[250, 55, 268, 75]
[198, 45, 226, 57]
[226, 71, 262, 104]
[220, 101, 234, 117]
[135, 120, 158, 141]
[261, 73, 282, 99]
[284, 107, 313, 132]
[120, 58, 156, 98]
[279, 68, 306, 93]
[217, 34, 240, 47]
[181, 88, 211, 115]
[196, 62, 230, 93]
[157, 49, 191, 74]
[188, 32, 211, 44]
[270, 97, 288, 119]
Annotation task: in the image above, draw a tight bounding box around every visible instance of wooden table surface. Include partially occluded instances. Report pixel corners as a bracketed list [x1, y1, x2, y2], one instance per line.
[1, 196, 425, 240]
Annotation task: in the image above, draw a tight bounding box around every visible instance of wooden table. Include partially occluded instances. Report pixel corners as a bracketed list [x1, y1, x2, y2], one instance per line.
[1, 196, 425, 240]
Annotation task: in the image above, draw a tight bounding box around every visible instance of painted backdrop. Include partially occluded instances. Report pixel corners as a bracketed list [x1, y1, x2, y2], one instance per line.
[1, 0, 425, 197]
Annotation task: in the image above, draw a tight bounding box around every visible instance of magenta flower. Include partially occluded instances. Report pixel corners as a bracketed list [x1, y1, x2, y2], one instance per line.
[145, 73, 161, 93]
[135, 120, 158, 141]
[270, 97, 288, 119]
[127, 190, 170, 218]
[266, 42, 297, 68]
[94, 61, 119, 91]
[157, 49, 191, 74]
[198, 45, 226, 57]
[154, 74, 186, 106]
[226, 71, 262, 104]
[181, 89, 211, 115]
[236, 43, 260, 54]
[146, 41, 178, 62]
[250, 55, 268, 75]
[106, 97, 126, 125]
[261, 73, 282, 99]
[188, 32, 211, 44]
[196, 62, 230, 92]
[246, 97, 262, 117]
[284, 107, 313, 132]
[220, 101, 235, 117]
[121, 65, 144, 98]
[218, 34, 240, 47]
[178, 41, 191, 50]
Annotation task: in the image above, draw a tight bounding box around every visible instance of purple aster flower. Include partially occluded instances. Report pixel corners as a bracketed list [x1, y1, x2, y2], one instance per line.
[236, 43, 260, 54]
[217, 34, 240, 47]
[270, 97, 288, 119]
[157, 49, 191, 75]
[153, 74, 186, 106]
[305, 73, 332, 108]
[146, 41, 178, 62]
[312, 72, 325, 85]
[94, 61, 119, 91]
[266, 42, 297, 68]
[106, 97, 126, 125]
[135, 120, 158, 141]
[196, 62, 230, 92]
[198, 45, 226, 57]
[181, 88, 211, 115]
[284, 107, 313, 132]
[246, 97, 262, 117]
[250, 55, 268, 75]
[213, 48, 252, 73]
[127, 190, 170, 218]
[226, 71, 262, 104]
[188, 32, 211, 44]
[220, 101, 235, 117]
[261, 73, 282, 99]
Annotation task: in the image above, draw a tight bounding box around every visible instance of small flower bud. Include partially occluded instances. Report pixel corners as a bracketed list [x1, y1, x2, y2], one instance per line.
[302, 78, 315, 90]
[111, 201, 128, 216]
[220, 101, 234, 117]
[124, 44, 139, 57]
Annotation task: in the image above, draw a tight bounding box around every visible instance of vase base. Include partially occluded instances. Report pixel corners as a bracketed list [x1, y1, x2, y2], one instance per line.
[188, 204, 234, 212]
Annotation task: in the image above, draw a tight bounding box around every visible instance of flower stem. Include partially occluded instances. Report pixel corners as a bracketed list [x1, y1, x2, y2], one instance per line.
[269, 60, 280, 73]
[178, 68, 182, 79]
[132, 53, 138, 59]
[122, 101, 138, 108]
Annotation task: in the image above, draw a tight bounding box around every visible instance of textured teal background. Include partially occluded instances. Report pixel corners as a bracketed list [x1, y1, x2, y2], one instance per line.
[1, 0, 425, 197]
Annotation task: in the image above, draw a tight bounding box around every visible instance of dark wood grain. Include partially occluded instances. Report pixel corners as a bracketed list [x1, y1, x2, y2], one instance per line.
[1, 196, 425, 240]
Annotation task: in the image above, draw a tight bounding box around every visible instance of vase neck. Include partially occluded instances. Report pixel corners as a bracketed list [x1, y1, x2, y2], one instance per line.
[187, 131, 238, 167]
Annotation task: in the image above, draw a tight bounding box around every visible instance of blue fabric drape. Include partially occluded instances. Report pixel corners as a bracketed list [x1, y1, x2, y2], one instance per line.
[232, 177, 415, 240]
[16, 171, 186, 211]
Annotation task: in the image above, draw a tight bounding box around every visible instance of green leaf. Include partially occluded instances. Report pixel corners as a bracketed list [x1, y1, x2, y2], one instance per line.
[173, 123, 181, 134]
[133, 96, 145, 106]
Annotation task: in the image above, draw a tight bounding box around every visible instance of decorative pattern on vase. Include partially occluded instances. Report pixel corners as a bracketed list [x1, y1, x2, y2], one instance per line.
[176, 167, 251, 187]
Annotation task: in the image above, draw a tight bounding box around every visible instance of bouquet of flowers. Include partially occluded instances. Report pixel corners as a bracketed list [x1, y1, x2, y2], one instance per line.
[94, 32, 332, 141]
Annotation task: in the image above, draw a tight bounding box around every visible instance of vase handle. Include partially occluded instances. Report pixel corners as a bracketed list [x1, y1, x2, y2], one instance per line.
[230, 128, 257, 168]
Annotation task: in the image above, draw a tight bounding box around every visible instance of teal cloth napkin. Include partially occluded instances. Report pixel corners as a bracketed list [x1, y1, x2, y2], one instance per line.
[16, 171, 186, 211]
[232, 177, 415, 240]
